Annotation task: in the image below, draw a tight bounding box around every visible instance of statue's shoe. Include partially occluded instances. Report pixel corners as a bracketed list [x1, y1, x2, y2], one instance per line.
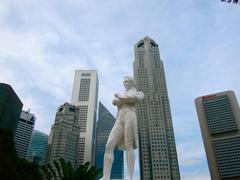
[99, 178, 109, 180]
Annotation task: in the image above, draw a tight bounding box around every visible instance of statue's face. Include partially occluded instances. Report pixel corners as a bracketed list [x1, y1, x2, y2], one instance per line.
[123, 78, 131, 90]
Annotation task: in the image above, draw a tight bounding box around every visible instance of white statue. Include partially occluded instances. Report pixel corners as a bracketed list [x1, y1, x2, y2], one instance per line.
[100, 76, 144, 180]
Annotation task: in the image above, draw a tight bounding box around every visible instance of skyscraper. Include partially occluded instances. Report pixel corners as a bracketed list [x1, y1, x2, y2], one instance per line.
[133, 37, 180, 180]
[45, 103, 80, 167]
[14, 110, 36, 158]
[71, 70, 98, 166]
[95, 102, 124, 179]
[195, 91, 240, 180]
[0, 83, 23, 134]
[27, 130, 48, 165]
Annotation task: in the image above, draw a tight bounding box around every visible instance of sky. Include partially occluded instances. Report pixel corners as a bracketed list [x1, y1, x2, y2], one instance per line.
[1, 0, 240, 179]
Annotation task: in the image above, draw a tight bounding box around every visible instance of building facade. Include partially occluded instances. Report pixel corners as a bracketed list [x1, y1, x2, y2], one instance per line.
[95, 102, 124, 179]
[45, 103, 80, 167]
[195, 91, 240, 180]
[133, 37, 180, 180]
[27, 130, 48, 165]
[0, 83, 23, 134]
[71, 70, 98, 166]
[14, 110, 36, 158]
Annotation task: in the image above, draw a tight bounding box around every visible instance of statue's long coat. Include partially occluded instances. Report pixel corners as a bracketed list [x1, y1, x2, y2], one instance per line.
[114, 87, 144, 150]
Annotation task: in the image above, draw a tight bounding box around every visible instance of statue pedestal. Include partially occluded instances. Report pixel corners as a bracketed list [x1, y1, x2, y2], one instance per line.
[100, 178, 129, 180]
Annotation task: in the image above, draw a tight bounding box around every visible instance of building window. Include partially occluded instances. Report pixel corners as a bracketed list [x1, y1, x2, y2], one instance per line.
[78, 78, 90, 101]
[81, 73, 91, 77]
[78, 106, 88, 132]
[137, 42, 144, 48]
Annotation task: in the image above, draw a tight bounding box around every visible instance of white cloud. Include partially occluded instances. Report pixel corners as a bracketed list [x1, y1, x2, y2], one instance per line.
[0, 0, 10, 22]
[182, 172, 210, 180]
[1, 0, 239, 179]
[177, 141, 206, 166]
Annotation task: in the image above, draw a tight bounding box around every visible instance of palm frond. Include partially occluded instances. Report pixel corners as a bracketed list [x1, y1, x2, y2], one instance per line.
[53, 159, 62, 179]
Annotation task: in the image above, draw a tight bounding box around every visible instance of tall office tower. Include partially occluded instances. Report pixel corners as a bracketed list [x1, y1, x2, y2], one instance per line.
[133, 37, 180, 180]
[71, 70, 98, 166]
[45, 103, 80, 167]
[14, 110, 36, 158]
[27, 130, 48, 165]
[0, 83, 23, 134]
[95, 102, 124, 179]
[195, 91, 240, 180]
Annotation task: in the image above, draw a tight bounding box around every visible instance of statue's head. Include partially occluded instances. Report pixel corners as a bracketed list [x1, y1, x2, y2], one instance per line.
[123, 76, 136, 90]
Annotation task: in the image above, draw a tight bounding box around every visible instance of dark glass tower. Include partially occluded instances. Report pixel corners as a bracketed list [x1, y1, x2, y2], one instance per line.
[95, 102, 123, 179]
[27, 130, 48, 165]
[133, 37, 180, 180]
[0, 83, 23, 134]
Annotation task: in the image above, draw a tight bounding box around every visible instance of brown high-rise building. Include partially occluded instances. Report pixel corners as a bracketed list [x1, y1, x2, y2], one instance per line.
[195, 91, 240, 180]
[46, 103, 80, 167]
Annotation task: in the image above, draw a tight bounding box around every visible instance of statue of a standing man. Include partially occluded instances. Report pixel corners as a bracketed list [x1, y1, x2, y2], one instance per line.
[100, 76, 144, 180]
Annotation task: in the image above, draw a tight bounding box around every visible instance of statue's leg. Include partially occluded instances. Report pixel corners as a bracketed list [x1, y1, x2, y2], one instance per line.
[125, 145, 135, 180]
[124, 113, 136, 180]
[101, 121, 123, 180]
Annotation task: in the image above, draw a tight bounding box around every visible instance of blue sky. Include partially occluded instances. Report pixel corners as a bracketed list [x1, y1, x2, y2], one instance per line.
[1, 0, 240, 179]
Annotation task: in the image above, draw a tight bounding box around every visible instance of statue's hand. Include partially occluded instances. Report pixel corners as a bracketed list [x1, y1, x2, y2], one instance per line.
[114, 93, 121, 99]
[113, 97, 121, 106]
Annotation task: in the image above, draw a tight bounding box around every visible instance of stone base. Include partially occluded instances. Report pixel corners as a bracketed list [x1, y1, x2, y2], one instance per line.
[99, 179, 128, 180]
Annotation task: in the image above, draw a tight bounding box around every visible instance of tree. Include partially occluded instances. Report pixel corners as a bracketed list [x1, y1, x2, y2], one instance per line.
[41, 158, 101, 180]
[0, 128, 100, 180]
[0, 128, 42, 180]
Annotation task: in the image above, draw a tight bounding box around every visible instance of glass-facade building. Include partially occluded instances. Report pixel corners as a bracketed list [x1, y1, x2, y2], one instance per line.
[133, 37, 180, 180]
[95, 102, 123, 179]
[195, 90, 240, 180]
[27, 130, 48, 165]
[0, 83, 23, 134]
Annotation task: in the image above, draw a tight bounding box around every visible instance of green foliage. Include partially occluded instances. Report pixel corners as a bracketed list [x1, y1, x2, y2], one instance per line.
[0, 128, 18, 179]
[59, 158, 68, 178]
[41, 164, 52, 180]
[0, 128, 100, 180]
[53, 160, 62, 178]
[42, 158, 101, 180]
[0, 128, 42, 180]
[67, 161, 74, 179]
[16, 157, 42, 180]
[76, 162, 101, 180]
